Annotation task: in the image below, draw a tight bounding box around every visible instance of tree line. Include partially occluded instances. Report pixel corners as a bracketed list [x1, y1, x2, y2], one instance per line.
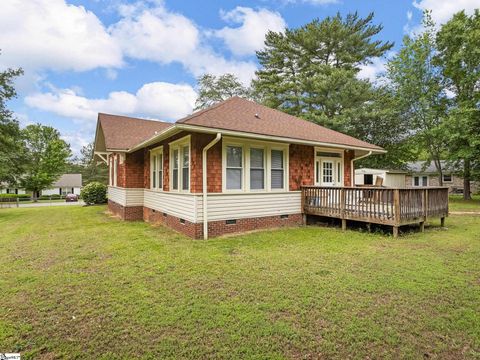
[0, 62, 107, 199]
[196, 10, 479, 199]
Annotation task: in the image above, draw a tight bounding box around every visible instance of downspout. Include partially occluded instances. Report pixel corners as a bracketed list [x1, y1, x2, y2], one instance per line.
[202, 133, 222, 240]
[351, 151, 372, 186]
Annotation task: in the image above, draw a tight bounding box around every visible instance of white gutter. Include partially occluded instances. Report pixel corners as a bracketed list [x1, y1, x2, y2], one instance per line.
[351, 151, 373, 186]
[202, 133, 222, 240]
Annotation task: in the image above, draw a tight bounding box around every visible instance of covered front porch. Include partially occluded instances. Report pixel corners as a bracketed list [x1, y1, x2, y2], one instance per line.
[302, 186, 449, 237]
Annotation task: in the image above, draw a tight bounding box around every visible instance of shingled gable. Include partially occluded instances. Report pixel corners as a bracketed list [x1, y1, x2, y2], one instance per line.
[94, 113, 172, 152]
[175, 97, 384, 152]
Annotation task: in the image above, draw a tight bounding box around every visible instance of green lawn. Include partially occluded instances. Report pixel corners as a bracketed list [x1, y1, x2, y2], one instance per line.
[0, 205, 479, 359]
[449, 194, 480, 212]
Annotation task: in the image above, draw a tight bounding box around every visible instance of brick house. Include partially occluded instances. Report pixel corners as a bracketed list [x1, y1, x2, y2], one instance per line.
[93, 97, 384, 239]
[405, 161, 479, 194]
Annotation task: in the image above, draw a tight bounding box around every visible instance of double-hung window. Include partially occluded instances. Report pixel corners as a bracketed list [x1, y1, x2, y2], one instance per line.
[250, 148, 265, 190]
[414, 175, 428, 187]
[223, 139, 288, 192]
[150, 147, 163, 190]
[271, 149, 284, 189]
[226, 145, 243, 190]
[170, 136, 190, 192]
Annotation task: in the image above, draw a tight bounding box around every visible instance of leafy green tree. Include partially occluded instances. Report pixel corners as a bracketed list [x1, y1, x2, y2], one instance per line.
[195, 74, 251, 110]
[253, 12, 393, 132]
[20, 124, 71, 201]
[384, 12, 449, 184]
[435, 10, 480, 199]
[0, 54, 25, 186]
[351, 87, 417, 169]
[67, 142, 108, 185]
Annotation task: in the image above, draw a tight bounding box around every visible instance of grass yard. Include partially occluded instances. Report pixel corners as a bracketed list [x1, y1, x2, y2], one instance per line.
[449, 194, 480, 212]
[0, 200, 479, 359]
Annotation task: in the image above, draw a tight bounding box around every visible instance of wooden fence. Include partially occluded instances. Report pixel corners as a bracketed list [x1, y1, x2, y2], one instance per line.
[302, 186, 449, 236]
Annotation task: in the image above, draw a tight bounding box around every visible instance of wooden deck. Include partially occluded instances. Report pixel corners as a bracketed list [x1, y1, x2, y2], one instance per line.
[302, 186, 449, 237]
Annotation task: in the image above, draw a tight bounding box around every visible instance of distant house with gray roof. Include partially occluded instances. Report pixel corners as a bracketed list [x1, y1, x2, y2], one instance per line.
[0, 174, 82, 197]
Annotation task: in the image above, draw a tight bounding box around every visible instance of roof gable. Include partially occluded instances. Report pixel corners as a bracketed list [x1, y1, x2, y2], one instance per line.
[96, 113, 172, 151]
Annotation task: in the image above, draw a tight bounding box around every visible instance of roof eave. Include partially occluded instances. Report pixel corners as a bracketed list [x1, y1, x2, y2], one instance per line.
[175, 124, 386, 154]
[125, 123, 385, 154]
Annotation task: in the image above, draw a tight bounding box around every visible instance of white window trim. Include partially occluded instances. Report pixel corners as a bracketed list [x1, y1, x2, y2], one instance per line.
[150, 146, 164, 191]
[109, 155, 113, 186]
[442, 174, 453, 183]
[413, 175, 429, 187]
[314, 147, 344, 186]
[113, 155, 118, 187]
[169, 135, 191, 193]
[222, 137, 289, 193]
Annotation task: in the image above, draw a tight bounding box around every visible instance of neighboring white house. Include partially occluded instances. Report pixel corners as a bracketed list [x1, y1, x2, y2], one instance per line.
[40, 174, 82, 196]
[355, 168, 407, 187]
[1, 174, 83, 197]
[0, 187, 26, 195]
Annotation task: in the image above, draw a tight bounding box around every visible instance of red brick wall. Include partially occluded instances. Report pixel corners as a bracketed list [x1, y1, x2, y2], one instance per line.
[143, 207, 202, 238]
[144, 205, 302, 239]
[289, 144, 314, 191]
[108, 200, 143, 220]
[344, 150, 355, 186]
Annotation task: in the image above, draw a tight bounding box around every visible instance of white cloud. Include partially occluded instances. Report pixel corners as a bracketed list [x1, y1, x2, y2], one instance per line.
[109, 3, 200, 65]
[109, 1, 258, 84]
[357, 51, 396, 83]
[214, 7, 286, 56]
[0, 0, 122, 73]
[25, 82, 197, 124]
[413, 0, 479, 24]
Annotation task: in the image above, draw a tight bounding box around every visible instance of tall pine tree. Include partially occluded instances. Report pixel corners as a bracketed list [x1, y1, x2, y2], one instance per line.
[253, 12, 393, 132]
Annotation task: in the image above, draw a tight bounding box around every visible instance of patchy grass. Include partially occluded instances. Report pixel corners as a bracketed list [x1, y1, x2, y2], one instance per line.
[0, 206, 479, 359]
[449, 194, 480, 212]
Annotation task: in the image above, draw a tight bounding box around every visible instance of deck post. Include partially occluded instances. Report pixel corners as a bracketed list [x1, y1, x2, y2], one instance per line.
[393, 226, 399, 238]
[419, 221, 425, 232]
[393, 189, 400, 237]
[441, 217, 445, 227]
[340, 188, 346, 231]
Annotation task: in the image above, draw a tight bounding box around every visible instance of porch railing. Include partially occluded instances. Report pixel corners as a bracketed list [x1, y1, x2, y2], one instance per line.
[301, 186, 449, 236]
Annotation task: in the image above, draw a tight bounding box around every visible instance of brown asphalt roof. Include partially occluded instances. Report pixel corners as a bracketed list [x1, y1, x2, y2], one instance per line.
[98, 113, 172, 150]
[176, 97, 383, 151]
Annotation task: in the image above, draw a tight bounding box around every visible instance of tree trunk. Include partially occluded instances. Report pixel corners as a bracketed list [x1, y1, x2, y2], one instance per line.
[463, 159, 471, 200]
[433, 158, 443, 186]
[32, 190, 38, 203]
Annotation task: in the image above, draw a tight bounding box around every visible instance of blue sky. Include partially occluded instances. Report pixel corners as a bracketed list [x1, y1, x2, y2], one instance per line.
[1, 0, 478, 155]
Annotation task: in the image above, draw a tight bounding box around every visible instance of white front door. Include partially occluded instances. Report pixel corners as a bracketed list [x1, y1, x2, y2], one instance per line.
[322, 160, 335, 186]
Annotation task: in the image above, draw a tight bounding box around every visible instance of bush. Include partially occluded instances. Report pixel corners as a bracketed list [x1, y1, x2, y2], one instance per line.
[0, 194, 31, 201]
[81, 182, 107, 205]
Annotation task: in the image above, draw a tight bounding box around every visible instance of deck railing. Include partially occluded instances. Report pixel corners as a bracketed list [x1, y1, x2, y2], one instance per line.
[302, 186, 449, 236]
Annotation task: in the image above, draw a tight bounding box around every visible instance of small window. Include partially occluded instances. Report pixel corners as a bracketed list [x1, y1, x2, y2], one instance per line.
[413, 176, 428, 187]
[150, 149, 163, 190]
[226, 146, 243, 190]
[179, 218, 186, 224]
[364, 174, 373, 185]
[280, 214, 289, 219]
[158, 153, 163, 189]
[443, 174, 452, 182]
[271, 149, 284, 189]
[172, 149, 179, 190]
[414, 176, 419, 186]
[225, 219, 237, 225]
[337, 162, 342, 184]
[152, 155, 157, 188]
[182, 146, 189, 190]
[250, 148, 265, 190]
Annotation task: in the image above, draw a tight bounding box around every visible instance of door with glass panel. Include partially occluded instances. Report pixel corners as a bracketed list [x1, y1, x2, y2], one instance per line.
[321, 160, 335, 186]
[315, 151, 343, 187]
